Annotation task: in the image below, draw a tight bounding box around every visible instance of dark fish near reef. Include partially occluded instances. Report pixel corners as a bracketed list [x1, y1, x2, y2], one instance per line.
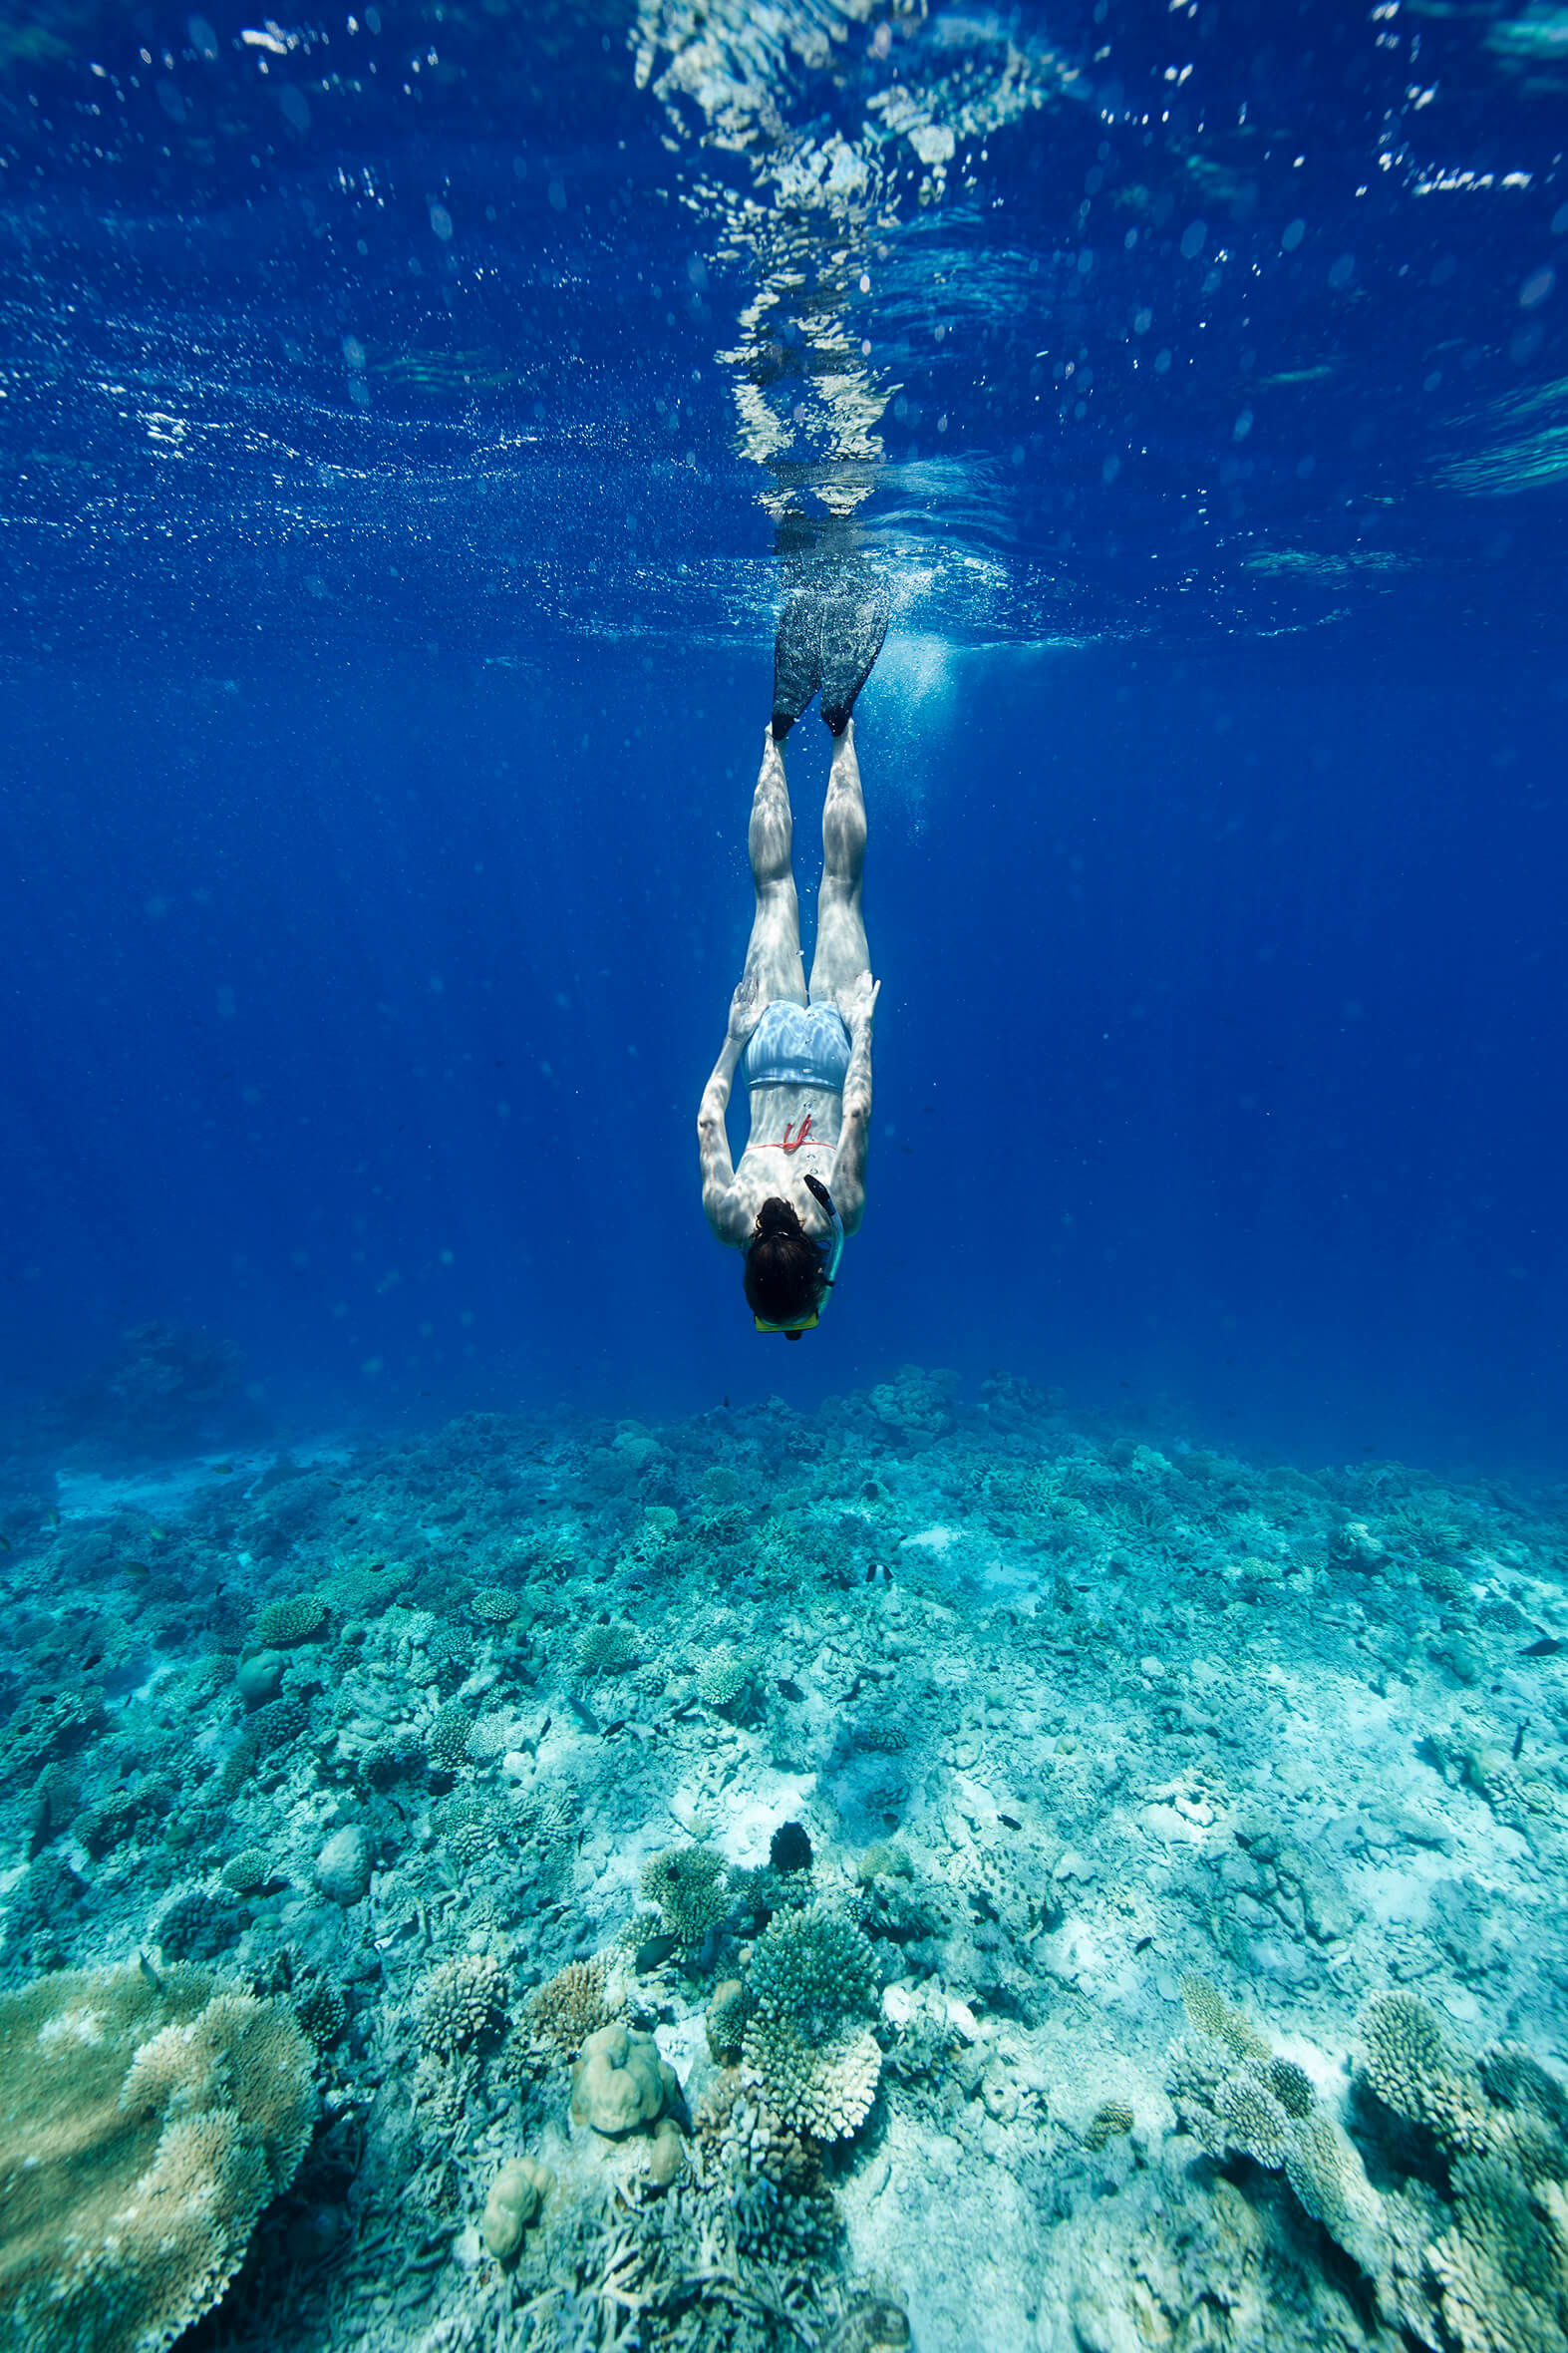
[1521, 1636, 1563, 1657]
[777, 1678, 804, 1702]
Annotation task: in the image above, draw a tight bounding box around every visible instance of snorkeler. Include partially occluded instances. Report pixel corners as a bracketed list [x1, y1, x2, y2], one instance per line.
[698, 570, 889, 1338]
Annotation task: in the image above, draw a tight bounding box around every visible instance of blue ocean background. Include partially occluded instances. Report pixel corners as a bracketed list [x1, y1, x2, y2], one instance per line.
[2, 0, 1566, 1474]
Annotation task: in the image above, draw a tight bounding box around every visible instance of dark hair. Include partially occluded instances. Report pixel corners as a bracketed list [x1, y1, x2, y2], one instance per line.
[743, 1196, 827, 1337]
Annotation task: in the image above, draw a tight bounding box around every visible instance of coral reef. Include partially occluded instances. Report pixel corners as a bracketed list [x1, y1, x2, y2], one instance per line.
[0, 1963, 313, 2353]
[569, 2021, 677, 2135]
[1170, 1976, 1390, 2286]
[525, 1954, 615, 2057]
[2, 1371, 1567, 2351]
[641, 1841, 732, 1949]
[741, 1903, 883, 2143]
[480, 2153, 553, 2259]
[252, 1592, 329, 1648]
[417, 1953, 509, 2057]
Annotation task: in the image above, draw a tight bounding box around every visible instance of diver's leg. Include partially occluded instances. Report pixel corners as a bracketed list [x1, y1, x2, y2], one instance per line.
[744, 727, 808, 1006]
[807, 719, 868, 1004]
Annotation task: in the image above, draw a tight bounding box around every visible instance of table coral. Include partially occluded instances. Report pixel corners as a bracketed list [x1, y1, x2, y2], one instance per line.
[0, 1964, 313, 2353]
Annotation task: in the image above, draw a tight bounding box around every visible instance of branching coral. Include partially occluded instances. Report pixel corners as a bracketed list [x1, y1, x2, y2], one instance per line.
[1171, 1981, 1568, 2353]
[1362, 1988, 1491, 2153]
[427, 1699, 476, 1771]
[641, 1843, 732, 1949]
[252, 1592, 328, 1647]
[1359, 1991, 1568, 2353]
[693, 1645, 752, 1710]
[575, 1620, 640, 1677]
[1170, 1978, 1389, 2291]
[740, 1903, 882, 2144]
[525, 1956, 615, 2058]
[417, 1954, 509, 2057]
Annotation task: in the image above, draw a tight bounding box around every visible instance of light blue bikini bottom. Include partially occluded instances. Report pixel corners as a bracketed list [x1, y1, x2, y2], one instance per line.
[743, 1000, 851, 1093]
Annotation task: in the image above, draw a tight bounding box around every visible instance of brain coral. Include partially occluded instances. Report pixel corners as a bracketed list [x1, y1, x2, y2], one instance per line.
[252, 1593, 329, 1648]
[0, 1963, 314, 2353]
[569, 2022, 676, 2137]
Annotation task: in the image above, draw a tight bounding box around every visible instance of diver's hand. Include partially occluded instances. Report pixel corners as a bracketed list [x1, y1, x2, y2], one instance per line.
[727, 972, 767, 1044]
[838, 971, 880, 1036]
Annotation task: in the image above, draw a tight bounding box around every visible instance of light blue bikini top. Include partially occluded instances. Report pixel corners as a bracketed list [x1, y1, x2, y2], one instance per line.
[743, 1001, 852, 1093]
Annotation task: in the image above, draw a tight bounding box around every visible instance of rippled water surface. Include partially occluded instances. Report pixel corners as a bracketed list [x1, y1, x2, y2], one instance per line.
[4, 0, 1566, 657]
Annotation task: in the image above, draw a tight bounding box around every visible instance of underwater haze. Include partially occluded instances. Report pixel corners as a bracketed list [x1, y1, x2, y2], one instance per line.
[5, 5, 1568, 2353]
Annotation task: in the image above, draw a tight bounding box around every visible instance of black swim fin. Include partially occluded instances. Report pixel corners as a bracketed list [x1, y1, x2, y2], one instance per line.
[818, 570, 890, 736]
[771, 586, 820, 739]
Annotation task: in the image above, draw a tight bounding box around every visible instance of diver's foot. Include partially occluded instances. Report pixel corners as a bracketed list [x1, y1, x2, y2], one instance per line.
[818, 570, 889, 736]
[771, 586, 820, 740]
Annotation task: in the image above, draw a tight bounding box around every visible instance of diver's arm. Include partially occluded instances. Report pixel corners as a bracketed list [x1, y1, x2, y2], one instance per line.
[699, 1035, 745, 1231]
[830, 987, 876, 1234]
[699, 979, 765, 1241]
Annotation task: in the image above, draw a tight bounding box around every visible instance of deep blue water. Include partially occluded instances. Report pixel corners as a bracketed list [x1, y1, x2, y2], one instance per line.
[2, 0, 1566, 1472]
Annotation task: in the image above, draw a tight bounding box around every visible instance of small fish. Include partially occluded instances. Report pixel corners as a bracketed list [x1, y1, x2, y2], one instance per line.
[1512, 1721, 1527, 1761]
[44, 1509, 60, 1529]
[1521, 1636, 1563, 1657]
[0, 1535, 10, 1551]
[211, 1461, 234, 1475]
[122, 1561, 153, 1578]
[998, 1812, 1022, 1831]
[564, 1692, 600, 1734]
[137, 1950, 162, 1995]
[600, 1718, 629, 1740]
[149, 1527, 165, 1541]
[777, 1678, 804, 1702]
